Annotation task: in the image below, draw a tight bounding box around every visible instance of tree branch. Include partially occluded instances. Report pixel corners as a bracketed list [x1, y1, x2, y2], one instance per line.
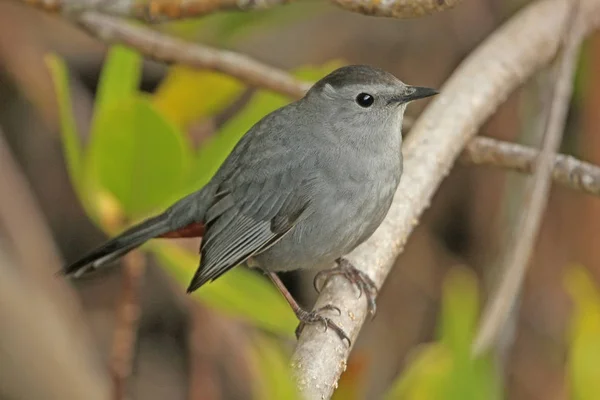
[23, 0, 461, 21]
[76, 11, 311, 98]
[290, 0, 600, 398]
[12, 0, 312, 99]
[139, 0, 293, 22]
[331, 0, 462, 19]
[13, 0, 461, 95]
[471, 0, 582, 357]
[460, 137, 600, 198]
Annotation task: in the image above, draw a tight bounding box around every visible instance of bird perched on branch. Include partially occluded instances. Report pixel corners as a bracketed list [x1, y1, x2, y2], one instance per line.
[63, 65, 438, 344]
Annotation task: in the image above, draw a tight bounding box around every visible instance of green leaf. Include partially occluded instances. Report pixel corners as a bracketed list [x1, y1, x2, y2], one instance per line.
[94, 45, 142, 121]
[45, 54, 84, 198]
[152, 242, 296, 337]
[564, 265, 600, 400]
[438, 267, 500, 400]
[152, 67, 244, 129]
[188, 61, 345, 190]
[250, 335, 299, 400]
[438, 267, 479, 360]
[86, 97, 192, 218]
[384, 267, 501, 400]
[385, 344, 453, 400]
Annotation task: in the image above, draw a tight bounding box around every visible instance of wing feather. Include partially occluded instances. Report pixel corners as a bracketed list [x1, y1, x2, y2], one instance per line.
[187, 181, 311, 292]
[185, 108, 320, 292]
[187, 207, 297, 291]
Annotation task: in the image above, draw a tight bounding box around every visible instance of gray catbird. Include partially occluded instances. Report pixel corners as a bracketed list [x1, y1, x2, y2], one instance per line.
[63, 65, 437, 343]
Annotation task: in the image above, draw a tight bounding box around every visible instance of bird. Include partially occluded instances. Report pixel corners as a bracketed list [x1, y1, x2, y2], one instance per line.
[62, 65, 438, 344]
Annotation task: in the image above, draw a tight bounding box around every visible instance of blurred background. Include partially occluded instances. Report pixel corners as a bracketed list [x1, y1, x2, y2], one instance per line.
[0, 0, 599, 398]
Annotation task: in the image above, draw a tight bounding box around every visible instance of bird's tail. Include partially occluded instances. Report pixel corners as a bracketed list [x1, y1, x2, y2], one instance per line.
[62, 186, 214, 278]
[62, 214, 174, 278]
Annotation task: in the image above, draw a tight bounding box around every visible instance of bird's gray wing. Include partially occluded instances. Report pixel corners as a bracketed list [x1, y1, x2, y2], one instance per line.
[187, 171, 314, 291]
[186, 111, 318, 291]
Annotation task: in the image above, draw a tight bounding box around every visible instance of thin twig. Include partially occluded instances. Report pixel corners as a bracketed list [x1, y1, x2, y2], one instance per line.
[13, 0, 460, 95]
[22, 0, 293, 20]
[471, 0, 582, 356]
[460, 137, 600, 197]
[109, 250, 146, 400]
[76, 11, 311, 98]
[12, 0, 311, 99]
[291, 0, 600, 398]
[21, 0, 461, 21]
[139, 0, 294, 23]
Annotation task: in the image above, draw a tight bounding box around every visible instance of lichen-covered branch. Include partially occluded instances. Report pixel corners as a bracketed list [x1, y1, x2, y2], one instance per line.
[21, 0, 461, 21]
[461, 137, 600, 197]
[139, 0, 294, 22]
[21, 0, 292, 20]
[331, 0, 462, 18]
[291, 0, 600, 398]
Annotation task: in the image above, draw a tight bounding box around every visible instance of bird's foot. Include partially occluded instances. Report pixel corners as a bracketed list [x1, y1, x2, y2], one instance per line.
[265, 272, 350, 345]
[314, 258, 378, 318]
[294, 304, 351, 346]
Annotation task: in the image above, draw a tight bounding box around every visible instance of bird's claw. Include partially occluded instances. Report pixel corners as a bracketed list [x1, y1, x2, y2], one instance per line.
[294, 305, 350, 346]
[313, 258, 378, 319]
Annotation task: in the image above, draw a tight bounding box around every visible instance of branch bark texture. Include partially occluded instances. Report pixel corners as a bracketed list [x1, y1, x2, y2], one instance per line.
[331, 0, 462, 18]
[24, 0, 461, 21]
[139, 0, 293, 22]
[291, 0, 600, 398]
[461, 137, 600, 197]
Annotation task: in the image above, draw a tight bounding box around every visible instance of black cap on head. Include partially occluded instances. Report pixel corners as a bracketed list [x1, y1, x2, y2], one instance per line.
[314, 65, 400, 90]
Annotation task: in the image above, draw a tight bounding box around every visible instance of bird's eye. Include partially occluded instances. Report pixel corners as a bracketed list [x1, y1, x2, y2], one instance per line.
[355, 93, 374, 108]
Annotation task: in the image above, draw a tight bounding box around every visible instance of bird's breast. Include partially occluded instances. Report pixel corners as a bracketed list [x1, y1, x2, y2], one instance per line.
[253, 144, 402, 272]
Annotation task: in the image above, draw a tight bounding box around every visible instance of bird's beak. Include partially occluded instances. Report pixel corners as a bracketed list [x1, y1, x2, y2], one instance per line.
[403, 86, 439, 102]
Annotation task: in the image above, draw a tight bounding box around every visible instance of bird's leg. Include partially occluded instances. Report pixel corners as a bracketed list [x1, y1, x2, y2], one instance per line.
[266, 272, 350, 345]
[313, 258, 378, 318]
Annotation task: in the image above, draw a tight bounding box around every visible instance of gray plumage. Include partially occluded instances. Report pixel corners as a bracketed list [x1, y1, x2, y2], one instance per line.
[64, 65, 437, 296]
